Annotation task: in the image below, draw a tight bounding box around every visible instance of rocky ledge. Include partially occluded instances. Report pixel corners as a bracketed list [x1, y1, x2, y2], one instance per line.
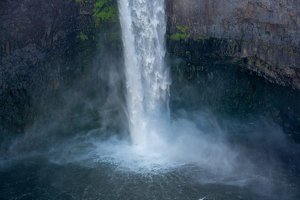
[166, 0, 300, 90]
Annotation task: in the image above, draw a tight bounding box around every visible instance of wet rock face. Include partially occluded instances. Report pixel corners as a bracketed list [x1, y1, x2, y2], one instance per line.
[0, 0, 78, 54]
[165, 0, 300, 134]
[0, 0, 120, 137]
[166, 0, 300, 90]
[0, 0, 299, 137]
[0, 0, 84, 134]
[169, 55, 300, 135]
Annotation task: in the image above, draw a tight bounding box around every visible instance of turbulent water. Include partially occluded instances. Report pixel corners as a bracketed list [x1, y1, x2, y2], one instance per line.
[1, 1, 300, 200]
[118, 0, 170, 146]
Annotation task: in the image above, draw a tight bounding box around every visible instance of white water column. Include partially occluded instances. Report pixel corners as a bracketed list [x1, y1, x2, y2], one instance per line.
[118, 0, 170, 146]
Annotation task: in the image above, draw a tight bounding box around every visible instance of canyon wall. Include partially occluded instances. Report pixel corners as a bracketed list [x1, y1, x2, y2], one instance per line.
[165, 0, 300, 134]
[0, 0, 120, 135]
[166, 0, 300, 90]
[1, 0, 299, 136]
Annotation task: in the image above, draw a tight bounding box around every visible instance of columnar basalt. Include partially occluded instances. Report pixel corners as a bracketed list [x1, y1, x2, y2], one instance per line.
[166, 0, 300, 90]
[0, 0, 120, 135]
[1, 0, 300, 137]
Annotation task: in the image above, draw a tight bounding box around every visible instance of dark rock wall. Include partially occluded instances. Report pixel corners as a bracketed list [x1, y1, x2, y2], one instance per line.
[166, 0, 300, 90]
[169, 55, 300, 135]
[165, 0, 300, 134]
[1, 0, 300, 137]
[0, 0, 100, 135]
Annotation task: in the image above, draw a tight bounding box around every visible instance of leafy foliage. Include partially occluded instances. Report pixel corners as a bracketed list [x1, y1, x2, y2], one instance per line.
[77, 31, 88, 41]
[170, 25, 192, 41]
[93, 0, 118, 27]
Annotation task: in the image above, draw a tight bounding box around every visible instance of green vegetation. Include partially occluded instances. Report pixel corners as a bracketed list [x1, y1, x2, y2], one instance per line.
[75, 0, 84, 3]
[197, 35, 205, 40]
[168, 25, 205, 42]
[93, 0, 118, 27]
[75, 0, 121, 46]
[233, 58, 242, 63]
[170, 33, 183, 41]
[262, 43, 270, 53]
[75, 0, 118, 27]
[265, 31, 270, 36]
[284, 46, 295, 55]
[170, 25, 192, 41]
[177, 25, 191, 33]
[77, 31, 88, 41]
[109, 32, 121, 48]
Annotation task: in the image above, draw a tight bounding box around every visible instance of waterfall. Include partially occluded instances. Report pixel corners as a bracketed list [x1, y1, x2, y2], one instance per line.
[118, 0, 170, 146]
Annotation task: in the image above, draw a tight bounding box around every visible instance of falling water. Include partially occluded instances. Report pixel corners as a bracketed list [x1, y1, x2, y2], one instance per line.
[118, 0, 170, 146]
[1, 1, 298, 199]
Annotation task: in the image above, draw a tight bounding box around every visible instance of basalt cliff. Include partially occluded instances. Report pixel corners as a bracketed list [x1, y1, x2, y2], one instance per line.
[166, 0, 300, 90]
[1, 0, 299, 136]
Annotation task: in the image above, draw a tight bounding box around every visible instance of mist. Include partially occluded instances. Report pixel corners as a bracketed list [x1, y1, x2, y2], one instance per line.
[1, 2, 300, 200]
[1, 37, 299, 199]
